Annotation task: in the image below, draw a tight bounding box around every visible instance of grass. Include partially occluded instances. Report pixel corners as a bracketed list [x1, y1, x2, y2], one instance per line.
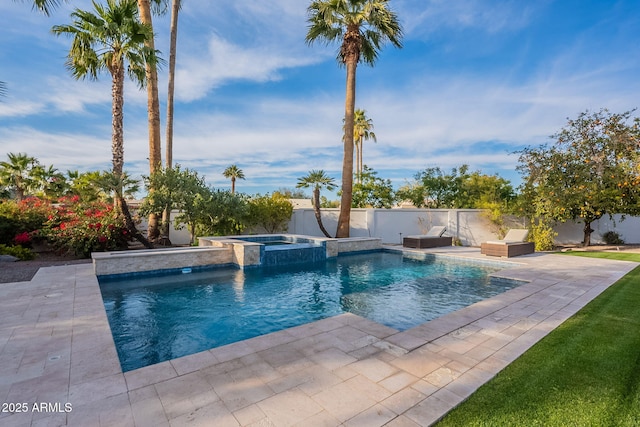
[559, 250, 640, 263]
[435, 252, 640, 427]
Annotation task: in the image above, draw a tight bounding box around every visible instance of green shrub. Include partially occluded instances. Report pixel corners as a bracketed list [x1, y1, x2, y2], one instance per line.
[602, 230, 624, 245]
[529, 218, 557, 251]
[0, 244, 36, 260]
[247, 194, 293, 234]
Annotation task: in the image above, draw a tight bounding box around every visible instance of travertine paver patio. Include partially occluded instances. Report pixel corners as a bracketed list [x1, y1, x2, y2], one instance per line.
[0, 248, 637, 427]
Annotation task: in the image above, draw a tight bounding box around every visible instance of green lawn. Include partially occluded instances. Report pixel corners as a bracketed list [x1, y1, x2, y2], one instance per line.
[435, 252, 640, 427]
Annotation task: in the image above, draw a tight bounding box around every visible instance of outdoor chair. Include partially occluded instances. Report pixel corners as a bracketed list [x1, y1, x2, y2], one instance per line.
[403, 226, 452, 248]
[480, 228, 534, 257]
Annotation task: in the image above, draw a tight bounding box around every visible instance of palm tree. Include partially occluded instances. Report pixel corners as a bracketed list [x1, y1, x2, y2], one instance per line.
[0, 81, 6, 98]
[297, 170, 336, 238]
[223, 165, 245, 194]
[306, 0, 402, 238]
[52, 0, 158, 180]
[348, 108, 376, 184]
[31, 164, 67, 200]
[0, 152, 39, 200]
[25, 0, 65, 16]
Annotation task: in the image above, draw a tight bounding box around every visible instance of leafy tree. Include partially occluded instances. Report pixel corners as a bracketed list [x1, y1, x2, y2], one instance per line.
[297, 170, 336, 237]
[223, 164, 245, 194]
[0, 153, 40, 200]
[247, 194, 294, 234]
[350, 165, 395, 208]
[306, 0, 402, 237]
[52, 0, 159, 185]
[197, 190, 249, 238]
[140, 165, 207, 244]
[517, 109, 640, 246]
[274, 187, 309, 199]
[397, 165, 469, 208]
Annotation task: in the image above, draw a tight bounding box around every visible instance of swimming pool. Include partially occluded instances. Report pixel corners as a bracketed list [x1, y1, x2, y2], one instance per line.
[99, 251, 522, 372]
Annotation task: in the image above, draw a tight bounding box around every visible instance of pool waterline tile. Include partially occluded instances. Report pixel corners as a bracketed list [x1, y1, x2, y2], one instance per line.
[1, 249, 637, 426]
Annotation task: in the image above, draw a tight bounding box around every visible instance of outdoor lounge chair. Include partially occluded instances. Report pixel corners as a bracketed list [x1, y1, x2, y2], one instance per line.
[403, 226, 452, 249]
[480, 228, 534, 257]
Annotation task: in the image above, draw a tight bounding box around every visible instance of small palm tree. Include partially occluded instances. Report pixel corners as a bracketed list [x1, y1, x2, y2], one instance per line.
[0, 153, 39, 200]
[306, 0, 402, 238]
[223, 165, 245, 194]
[297, 170, 336, 238]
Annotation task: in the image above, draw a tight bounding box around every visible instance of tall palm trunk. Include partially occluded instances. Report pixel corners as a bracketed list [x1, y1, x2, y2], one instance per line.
[111, 64, 125, 178]
[359, 135, 364, 181]
[160, 0, 181, 244]
[137, 0, 162, 241]
[231, 177, 236, 194]
[336, 36, 358, 237]
[165, 0, 179, 169]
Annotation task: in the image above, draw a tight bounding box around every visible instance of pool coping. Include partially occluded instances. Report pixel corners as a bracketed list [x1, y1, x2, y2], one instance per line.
[1, 247, 637, 426]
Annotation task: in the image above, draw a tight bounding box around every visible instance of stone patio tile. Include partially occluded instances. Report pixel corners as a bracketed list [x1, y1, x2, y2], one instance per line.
[311, 380, 377, 423]
[349, 357, 397, 383]
[154, 371, 219, 419]
[208, 371, 274, 412]
[380, 386, 426, 414]
[245, 329, 297, 353]
[210, 340, 255, 363]
[378, 371, 419, 393]
[124, 361, 178, 391]
[390, 348, 449, 378]
[258, 345, 314, 376]
[424, 366, 461, 388]
[257, 389, 324, 426]
[168, 399, 239, 427]
[170, 350, 219, 376]
[383, 415, 422, 427]
[307, 347, 358, 371]
[410, 378, 440, 397]
[291, 410, 341, 427]
[231, 403, 266, 426]
[345, 374, 393, 402]
[404, 393, 455, 426]
[67, 392, 133, 427]
[385, 330, 434, 351]
[344, 403, 396, 427]
[68, 372, 127, 406]
[30, 412, 69, 427]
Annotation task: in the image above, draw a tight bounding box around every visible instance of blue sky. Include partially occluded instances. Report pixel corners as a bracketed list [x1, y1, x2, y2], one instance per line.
[2, 0, 639, 199]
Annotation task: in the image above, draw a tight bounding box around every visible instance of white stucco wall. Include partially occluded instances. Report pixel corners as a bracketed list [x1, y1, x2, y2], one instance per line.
[140, 208, 640, 247]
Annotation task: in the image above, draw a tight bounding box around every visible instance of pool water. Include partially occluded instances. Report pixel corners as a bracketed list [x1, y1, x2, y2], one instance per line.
[99, 251, 521, 372]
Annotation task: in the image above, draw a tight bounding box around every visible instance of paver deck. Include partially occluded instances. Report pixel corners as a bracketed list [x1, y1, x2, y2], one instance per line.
[1, 248, 637, 426]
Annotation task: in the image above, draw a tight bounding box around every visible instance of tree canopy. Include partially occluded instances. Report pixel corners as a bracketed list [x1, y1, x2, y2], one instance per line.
[397, 164, 515, 209]
[517, 109, 640, 246]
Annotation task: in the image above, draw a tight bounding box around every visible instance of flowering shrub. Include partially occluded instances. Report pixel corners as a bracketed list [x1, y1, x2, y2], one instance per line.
[44, 197, 130, 257]
[13, 231, 31, 247]
[0, 197, 55, 245]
